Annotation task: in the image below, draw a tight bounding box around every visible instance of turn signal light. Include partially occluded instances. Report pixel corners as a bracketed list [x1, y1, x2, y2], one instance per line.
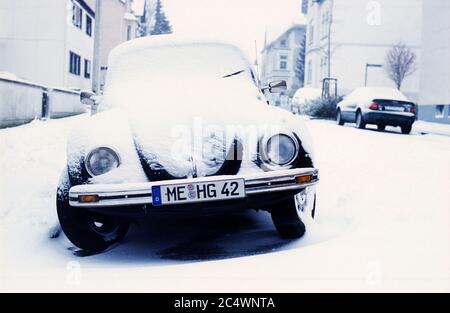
[78, 195, 99, 203]
[296, 175, 313, 184]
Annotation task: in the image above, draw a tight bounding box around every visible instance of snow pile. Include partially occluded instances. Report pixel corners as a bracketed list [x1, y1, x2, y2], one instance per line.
[0, 71, 18, 80]
[0, 116, 86, 230]
[292, 87, 322, 114]
[0, 71, 41, 86]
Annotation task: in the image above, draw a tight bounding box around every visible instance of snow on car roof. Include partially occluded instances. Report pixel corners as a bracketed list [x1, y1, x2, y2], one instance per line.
[348, 87, 410, 102]
[108, 34, 253, 68]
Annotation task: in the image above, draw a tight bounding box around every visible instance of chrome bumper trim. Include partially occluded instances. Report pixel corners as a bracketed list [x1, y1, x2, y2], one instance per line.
[69, 168, 319, 207]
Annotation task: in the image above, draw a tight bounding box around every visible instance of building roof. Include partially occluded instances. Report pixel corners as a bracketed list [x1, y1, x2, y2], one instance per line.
[263, 23, 306, 52]
[75, 0, 95, 18]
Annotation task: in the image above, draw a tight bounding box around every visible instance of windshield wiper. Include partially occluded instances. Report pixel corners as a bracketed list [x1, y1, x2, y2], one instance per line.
[222, 70, 245, 78]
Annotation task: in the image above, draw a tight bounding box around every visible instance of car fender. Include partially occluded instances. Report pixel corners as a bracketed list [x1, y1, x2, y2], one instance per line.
[66, 108, 148, 185]
[263, 105, 316, 166]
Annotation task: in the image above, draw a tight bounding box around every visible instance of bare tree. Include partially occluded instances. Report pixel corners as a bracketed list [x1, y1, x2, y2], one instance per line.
[385, 42, 417, 90]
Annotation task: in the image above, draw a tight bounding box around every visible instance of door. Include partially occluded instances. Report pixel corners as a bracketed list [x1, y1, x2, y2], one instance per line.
[42, 92, 49, 119]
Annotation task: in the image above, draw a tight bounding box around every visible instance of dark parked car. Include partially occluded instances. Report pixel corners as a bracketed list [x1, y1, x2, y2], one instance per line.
[336, 87, 417, 134]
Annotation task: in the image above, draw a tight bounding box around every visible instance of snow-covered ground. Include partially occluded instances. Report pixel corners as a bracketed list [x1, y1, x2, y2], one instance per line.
[0, 116, 449, 292]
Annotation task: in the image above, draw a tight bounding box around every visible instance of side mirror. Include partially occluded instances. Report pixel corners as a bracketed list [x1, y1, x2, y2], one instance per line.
[262, 80, 287, 94]
[80, 90, 96, 106]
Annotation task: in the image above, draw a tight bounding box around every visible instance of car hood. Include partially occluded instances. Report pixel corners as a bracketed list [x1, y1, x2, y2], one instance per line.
[70, 80, 315, 183]
[130, 81, 270, 178]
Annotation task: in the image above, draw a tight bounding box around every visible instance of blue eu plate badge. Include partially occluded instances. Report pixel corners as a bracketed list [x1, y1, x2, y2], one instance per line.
[151, 186, 162, 206]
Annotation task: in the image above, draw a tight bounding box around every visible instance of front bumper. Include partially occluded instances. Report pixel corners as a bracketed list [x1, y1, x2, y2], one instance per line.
[69, 168, 319, 208]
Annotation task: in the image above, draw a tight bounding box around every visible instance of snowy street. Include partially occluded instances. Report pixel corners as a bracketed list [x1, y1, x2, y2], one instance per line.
[0, 115, 449, 292]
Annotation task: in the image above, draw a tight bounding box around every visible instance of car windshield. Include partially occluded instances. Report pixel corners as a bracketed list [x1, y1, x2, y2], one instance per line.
[106, 44, 250, 85]
[222, 69, 246, 78]
[102, 43, 256, 110]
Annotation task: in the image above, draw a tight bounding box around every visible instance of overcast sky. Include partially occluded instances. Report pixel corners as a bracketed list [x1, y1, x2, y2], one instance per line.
[132, 0, 305, 61]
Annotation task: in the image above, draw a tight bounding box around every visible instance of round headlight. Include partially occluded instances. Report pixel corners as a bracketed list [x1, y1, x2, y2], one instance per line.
[266, 134, 298, 166]
[85, 147, 120, 176]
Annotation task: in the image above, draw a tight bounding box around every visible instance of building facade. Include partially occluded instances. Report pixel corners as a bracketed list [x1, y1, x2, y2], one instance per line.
[98, 0, 139, 89]
[418, 0, 450, 124]
[261, 24, 307, 108]
[304, 0, 422, 102]
[0, 0, 95, 91]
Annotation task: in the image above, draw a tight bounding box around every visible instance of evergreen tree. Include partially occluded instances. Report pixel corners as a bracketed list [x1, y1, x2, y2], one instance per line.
[151, 0, 172, 35]
[294, 35, 307, 87]
[138, 14, 149, 37]
[138, 0, 151, 37]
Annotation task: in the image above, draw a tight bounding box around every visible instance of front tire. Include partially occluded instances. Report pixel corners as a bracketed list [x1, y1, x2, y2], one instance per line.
[56, 172, 130, 253]
[336, 110, 345, 126]
[271, 197, 306, 239]
[355, 110, 366, 129]
[377, 124, 386, 131]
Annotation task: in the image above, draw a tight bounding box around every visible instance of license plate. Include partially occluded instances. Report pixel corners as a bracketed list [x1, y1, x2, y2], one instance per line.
[151, 179, 245, 206]
[385, 106, 405, 112]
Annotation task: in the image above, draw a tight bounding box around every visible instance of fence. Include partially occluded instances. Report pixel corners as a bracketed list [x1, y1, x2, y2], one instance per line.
[0, 77, 86, 128]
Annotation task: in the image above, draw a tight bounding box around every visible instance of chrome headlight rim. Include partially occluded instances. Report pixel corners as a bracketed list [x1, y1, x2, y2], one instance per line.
[259, 132, 299, 169]
[85, 146, 121, 177]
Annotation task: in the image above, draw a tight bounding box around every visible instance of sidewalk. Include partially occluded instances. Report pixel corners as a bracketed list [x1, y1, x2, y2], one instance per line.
[296, 114, 450, 137]
[413, 121, 450, 137]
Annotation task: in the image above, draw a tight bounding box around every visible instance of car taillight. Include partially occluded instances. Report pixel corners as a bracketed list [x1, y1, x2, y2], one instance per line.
[369, 102, 379, 110]
[410, 105, 417, 114]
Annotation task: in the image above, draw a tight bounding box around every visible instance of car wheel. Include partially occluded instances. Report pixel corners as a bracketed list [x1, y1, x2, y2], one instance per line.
[377, 124, 386, 131]
[401, 124, 412, 135]
[355, 110, 366, 129]
[271, 197, 306, 239]
[56, 171, 130, 253]
[336, 110, 345, 126]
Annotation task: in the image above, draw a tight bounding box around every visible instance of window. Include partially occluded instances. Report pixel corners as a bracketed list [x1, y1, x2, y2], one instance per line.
[320, 57, 328, 78]
[280, 39, 287, 48]
[307, 60, 312, 84]
[322, 11, 329, 37]
[69, 52, 81, 76]
[72, 2, 83, 29]
[86, 15, 92, 36]
[279, 55, 288, 70]
[320, 57, 324, 78]
[435, 105, 444, 118]
[127, 25, 132, 41]
[309, 23, 314, 45]
[448, 105, 450, 118]
[321, 13, 326, 35]
[84, 59, 91, 79]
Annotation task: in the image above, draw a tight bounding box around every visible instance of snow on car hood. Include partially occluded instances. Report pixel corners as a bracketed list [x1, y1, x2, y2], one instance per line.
[100, 76, 306, 178]
[69, 97, 315, 183]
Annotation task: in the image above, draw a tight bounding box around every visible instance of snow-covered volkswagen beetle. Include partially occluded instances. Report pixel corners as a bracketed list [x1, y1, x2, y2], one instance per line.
[57, 36, 319, 252]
